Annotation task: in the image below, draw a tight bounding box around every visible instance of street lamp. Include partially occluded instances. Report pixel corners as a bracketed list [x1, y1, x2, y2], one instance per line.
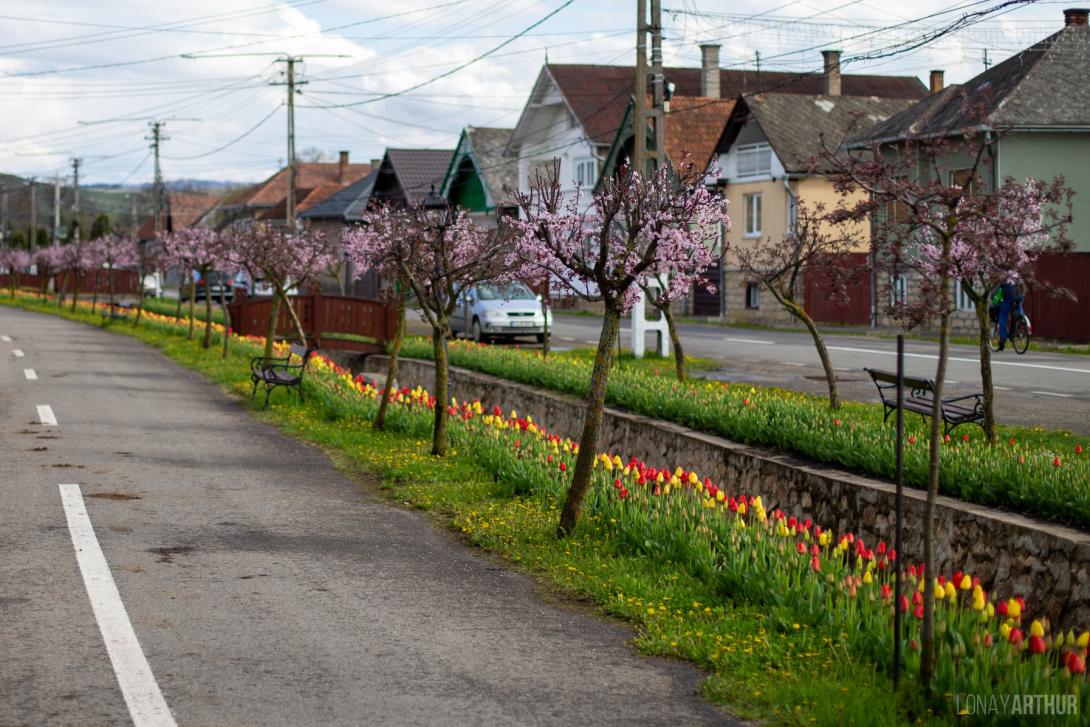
[422, 185, 448, 224]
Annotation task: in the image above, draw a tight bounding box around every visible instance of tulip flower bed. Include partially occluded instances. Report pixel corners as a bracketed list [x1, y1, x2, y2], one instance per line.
[398, 337, 1090, 531]
[6, 291, 1089, 724]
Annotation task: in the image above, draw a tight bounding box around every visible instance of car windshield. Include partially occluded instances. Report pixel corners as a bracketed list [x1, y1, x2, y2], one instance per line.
[476, 283, 535, 301]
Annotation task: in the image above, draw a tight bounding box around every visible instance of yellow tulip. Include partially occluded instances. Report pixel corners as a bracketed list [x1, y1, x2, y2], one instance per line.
[863, 571, 873, 585]
[613, 455, 622, 468]
[934, 582, 945, 601]
[1030, 620, 1045, 638]
[1079, 632, 1090, 649]
[986, 602, 995, 619]
[944, 582, 957, 601]
[1007, 599, 1022, 619]
[960, 575, 972, 590]
[738, 502, 747, 516]
[972, 592, 986, 612]
[688, 472, 698, 485]
[716, 491, 725, 502]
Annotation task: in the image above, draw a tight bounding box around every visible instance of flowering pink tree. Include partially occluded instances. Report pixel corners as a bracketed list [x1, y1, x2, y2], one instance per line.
[159, 229, 214, 340]
[822, 124, 1071, 691]
[342, 204, 414, 432]
[511, 158, 727, 536]
[95, 234, 139, 312]
[229, 224, 338, 357]
[33, 247, 61, 299]
[1, 248, 31, 297]
[350, 203, 509, 456]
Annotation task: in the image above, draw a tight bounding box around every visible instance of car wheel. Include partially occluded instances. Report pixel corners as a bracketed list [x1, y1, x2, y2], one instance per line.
[472, 318, 488, 344]
[535, 333, 546, 344]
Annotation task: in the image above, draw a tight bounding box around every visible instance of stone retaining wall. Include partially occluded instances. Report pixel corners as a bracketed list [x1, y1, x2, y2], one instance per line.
[362, 354, 1090, 629]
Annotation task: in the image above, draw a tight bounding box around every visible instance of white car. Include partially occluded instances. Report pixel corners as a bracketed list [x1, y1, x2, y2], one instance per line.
[451, 282, 552, 343]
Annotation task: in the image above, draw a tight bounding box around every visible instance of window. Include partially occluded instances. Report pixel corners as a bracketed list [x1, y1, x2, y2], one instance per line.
[950, 169, 976, 197]
[736, 143, 772, 178]
[890, 274, 908, 306]
[955, 279, 976, 312]
[576, 159, 597, 188]
[744, 193, 762, 237]
[746, 283, 761, 309]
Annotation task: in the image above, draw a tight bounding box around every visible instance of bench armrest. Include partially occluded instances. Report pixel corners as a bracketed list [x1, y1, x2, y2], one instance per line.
[250, 354, 290, 375]
[942, 393, 983, 405]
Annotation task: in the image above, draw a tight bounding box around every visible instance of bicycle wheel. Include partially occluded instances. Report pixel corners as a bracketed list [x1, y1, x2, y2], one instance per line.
[1012, 316, 1030, 355]
[988, 321, 1002, 352]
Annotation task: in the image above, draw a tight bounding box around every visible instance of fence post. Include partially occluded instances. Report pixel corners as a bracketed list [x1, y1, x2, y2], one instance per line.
[310, 285, 323, 348]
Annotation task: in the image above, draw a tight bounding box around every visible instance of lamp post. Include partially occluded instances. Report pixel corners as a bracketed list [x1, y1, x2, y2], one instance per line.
[422, 185, 448, 223]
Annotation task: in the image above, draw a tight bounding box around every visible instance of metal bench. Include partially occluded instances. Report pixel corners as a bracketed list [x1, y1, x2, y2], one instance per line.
[864, 368, 984, 435]
[250, 344, 314, 409]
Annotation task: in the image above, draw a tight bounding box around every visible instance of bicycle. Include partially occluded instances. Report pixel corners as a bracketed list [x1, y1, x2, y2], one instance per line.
[988, 302, 1031, 355]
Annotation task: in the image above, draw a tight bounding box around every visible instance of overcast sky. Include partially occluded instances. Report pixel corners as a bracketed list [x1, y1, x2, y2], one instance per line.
[0, 0, 1073, 185]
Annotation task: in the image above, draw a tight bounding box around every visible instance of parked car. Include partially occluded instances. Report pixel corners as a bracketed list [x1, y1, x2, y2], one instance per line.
[179, 271, 238, 303]
[142, 272, 163, 298]
[450, 282, 552, 343]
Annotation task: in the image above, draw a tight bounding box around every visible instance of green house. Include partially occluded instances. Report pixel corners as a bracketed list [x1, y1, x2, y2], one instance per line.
[440, 127, 519, 224]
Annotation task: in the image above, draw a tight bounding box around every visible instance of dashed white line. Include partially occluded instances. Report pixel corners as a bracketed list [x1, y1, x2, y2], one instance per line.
[12, 348, 25, 357]
[24, 369, 37, 381]
[995, 385, 1012, 391]
[0, 334, 11, 342]
[59, 484, 178, 727]
[1030, 390, 1075, 399]
[36, 405, 57, 426]
[725, 337, 776, 345]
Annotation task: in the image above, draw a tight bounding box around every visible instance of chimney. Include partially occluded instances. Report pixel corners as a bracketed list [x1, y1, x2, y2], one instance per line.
[338, 150, 349, 183]
[1064, 8, 1089, 25]
[370, 158, 382, 169]
[822, 50, 842, 97]
[700, 44, 720, 99]
[929, 70, 945, 93]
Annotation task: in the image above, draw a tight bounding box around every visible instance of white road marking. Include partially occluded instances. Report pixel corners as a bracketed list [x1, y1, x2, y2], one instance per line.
[785, 362, 805, 367]
[36, 405, 57, 426]
[1031, 390, 1075, 399]
[995, 385, 1012, 391]
[24, 368, 37, 381]
[12, 348, 25, 357]
[725, 337, 776, 345]
[945, 380, 959, 385]
[583, 339, 597, 344]
[826, 344, 1090, 376]
[59, 485, 177, 727]
[1, 334, 11, 342]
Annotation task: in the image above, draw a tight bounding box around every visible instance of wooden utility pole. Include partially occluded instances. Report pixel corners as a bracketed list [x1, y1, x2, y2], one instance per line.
[70, 157, 82, 236]
[648, 0, 664, 169]
[634, 0, 648, 175]
[27, 177, 37, 249]
[53, 176, 61, 245]
[272, 56, 307, 229]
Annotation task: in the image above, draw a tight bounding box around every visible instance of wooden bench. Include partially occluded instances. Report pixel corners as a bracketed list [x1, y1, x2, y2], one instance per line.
[102, 302, 132, 321]
[864, 368, 984, 435]
[250, 344, 314, 409]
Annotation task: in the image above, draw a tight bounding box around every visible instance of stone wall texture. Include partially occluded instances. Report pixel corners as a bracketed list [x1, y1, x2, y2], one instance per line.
[362, 354, 1090, 629]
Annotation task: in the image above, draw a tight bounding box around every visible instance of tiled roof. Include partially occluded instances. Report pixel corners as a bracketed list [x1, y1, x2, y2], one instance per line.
[167, 191, 221, 228]
[381, 149, 454, 204]
[257, 184, 344, 221]
[543, 63, 927, 146]
[235, 161, 372, 208]
[464, 127, 518, 205]
[741, 94, 919, 173]
[662, 97, 736, 171]
[300, 171, 377, 221]
[858, 24, 1090, 142]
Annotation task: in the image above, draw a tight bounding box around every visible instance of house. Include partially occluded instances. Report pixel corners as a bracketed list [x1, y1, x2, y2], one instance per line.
[196, 151, 371, 231]
[368, 149, 455, 209]
[299, 170, 380, 297]
[713, 83, 919, 325]
[439, 127, 519, 226]
[853, 8, 1090, 342]
[135, 190, 223, 241]
[506, 47, 926, 202]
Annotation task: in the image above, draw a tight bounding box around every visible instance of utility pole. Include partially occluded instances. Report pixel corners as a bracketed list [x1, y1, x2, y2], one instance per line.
[272, 56, 307, 228]
[27, 177, 38, 249]
[53, 176, 62, 245]
[983, 49, 991, 69]
[0, 185, 7, 245]
[130, 193, 138, 237]
[70, 157, 82, 236]
[634, 0, 648, 175]
[147, 121, 168, 236]
[648, 0, 665, 170]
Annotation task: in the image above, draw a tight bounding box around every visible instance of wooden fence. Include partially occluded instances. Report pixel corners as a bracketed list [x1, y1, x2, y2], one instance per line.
[1025, 253, 1090, 343]
[803, 253, 872, 326]
[227, 289, 396, 353]
[54, 270, 141, 296]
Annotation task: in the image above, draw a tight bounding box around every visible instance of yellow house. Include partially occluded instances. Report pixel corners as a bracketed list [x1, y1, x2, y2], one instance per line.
[714, 87, 921, 324]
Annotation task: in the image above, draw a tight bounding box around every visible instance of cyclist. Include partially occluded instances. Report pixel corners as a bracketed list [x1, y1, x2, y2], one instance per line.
[996, 280, 1025, 352]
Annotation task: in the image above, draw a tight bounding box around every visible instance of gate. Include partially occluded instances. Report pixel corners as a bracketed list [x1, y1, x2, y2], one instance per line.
[804, 253, 871, 326]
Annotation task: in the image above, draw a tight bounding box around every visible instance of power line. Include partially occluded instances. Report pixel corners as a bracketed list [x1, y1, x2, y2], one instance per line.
[163, 103, 284, 160]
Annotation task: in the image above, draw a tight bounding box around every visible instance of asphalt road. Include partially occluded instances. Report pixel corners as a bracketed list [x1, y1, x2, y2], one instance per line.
[546, 314, 1090, 435]
[0, 306, 732, 727]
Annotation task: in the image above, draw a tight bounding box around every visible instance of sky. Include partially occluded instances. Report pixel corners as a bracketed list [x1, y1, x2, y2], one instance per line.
[0, 0, 1075, 185]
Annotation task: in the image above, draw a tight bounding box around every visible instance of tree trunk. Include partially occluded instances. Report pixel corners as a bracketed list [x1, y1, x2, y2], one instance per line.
[70, 272, 80, 312]
[430, 323, 450, 456]
[264, 293, 281, 358]
[975, 298, 996, 441]
[277, 284, 308, 348]
[133, 264, 145, 328]
[107, 265, 115, 310]
[541, 291, 550, 359]
[375, 288, 407, 431]
[187, 275, 196, 339]
[58, 270, 69, 307]
[919, 293, 952, 695]
[175, 271, 185, 319]
[795, 305, 839, 409]
[557, 306, 621, 537]
[219, 285, 232, 359]
[90, 270, 99, 314]
[202, 267, 214, 349]
[662, 304, 685, 382]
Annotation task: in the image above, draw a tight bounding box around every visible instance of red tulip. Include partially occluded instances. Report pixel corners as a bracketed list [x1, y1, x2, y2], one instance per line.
[809, 544, 820, 557]
[1009, 628, 1024, 646]
[1054, 457, 1062, 467]
[514, 439, 521, 448]
[796, 542, 806, 554]
[1009, 436, 1016, 445]
[983, 633, 993, 647]
[559, 463, 566, 472]
[742, 398, 749, 407]
[899, 594, 909, 612]
[962, 433, 970, 442]
[834, 418, 841, 427]
[908, 435, 916, 445]
[619, 487, 629, 499]
[914, 604, 924, 619]
[1018, 455, 1025, 465]
[881, 584, 893, 600]
[944, 434, 951, 442]
[1077, 444, 1084, 454]
[1066, 651, 1086, 674]
[909, 638, 919, 652]
[1029, 635, 1046, 654]
[997, 600, 1009, 617]
[810, 555, 821, 573]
